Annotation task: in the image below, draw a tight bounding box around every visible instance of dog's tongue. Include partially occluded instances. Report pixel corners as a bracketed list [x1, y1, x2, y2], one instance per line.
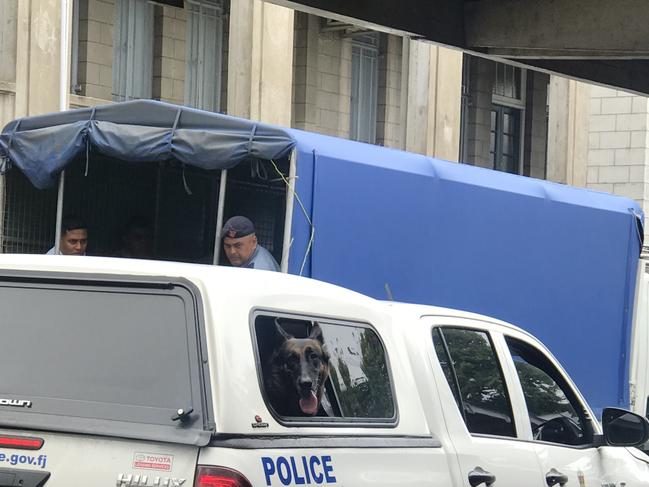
[299, 391, 318, 415]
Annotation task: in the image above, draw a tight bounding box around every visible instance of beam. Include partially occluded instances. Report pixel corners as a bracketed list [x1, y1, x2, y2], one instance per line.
[264, 0, 465, 46]
[466, 0, 649, 55]
[516, 59, 649, 97]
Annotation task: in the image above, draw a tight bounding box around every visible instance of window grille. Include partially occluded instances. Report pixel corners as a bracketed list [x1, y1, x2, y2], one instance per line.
[113, 0, 154, 101]
[350, 34, 379, 144]
[2, 153, 288, 264]
[2, 170, 57, 254]
[185, 0, 223, 111]
[219, 158, 289, 266]
[493, 63, 522, 103]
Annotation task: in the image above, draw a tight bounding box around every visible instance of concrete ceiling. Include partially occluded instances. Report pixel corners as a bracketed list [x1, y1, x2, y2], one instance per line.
[263, 0, 649, 96]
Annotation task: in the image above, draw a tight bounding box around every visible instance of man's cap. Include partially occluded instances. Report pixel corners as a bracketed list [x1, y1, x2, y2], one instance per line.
[221, 216, 256, 239]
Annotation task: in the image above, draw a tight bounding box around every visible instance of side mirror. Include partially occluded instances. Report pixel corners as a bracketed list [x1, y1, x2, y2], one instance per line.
[602, 407, 649, 447]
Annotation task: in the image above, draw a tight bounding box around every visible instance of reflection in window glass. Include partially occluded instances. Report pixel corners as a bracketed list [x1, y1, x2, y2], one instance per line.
[433, 328, 515, 437]
[432, 329, 462, 412]
[506, 337, 588, 446]
[254, 315, 395, 422]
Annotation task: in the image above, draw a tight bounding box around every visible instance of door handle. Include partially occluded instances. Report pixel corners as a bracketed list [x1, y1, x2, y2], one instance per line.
[468, 466, 496, 487]
[545, 468, 568, 487]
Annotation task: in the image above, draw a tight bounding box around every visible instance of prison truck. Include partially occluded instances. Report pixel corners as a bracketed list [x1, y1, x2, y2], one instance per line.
[0, 99, 644, 420]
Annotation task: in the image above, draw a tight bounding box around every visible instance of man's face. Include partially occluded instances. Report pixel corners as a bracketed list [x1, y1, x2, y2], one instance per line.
[60, 228, 88, 255]
[223, 234, 257, 267]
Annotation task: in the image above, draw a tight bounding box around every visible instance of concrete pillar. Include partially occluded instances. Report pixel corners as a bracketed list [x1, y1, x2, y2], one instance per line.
[547, 77, 590, 187]
[227, 0, 294, 126]
[523, 72, 550, 179]
[404, 40, 430, 154]
[15, 0, 67, 118]
[404, 40, 461, 161]
[0, 0, 18, 128]
[429, 46, 462, 161]
[463, 56, 494, 169]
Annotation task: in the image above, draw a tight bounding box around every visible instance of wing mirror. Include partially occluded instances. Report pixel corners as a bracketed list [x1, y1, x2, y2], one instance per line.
[601, 407, 649, 447]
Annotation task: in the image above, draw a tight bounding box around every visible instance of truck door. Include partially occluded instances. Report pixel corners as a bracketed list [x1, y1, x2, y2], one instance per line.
[426, 323, 545, 487]
[0, 273, 211, 487]
[502, 333, 649, 487]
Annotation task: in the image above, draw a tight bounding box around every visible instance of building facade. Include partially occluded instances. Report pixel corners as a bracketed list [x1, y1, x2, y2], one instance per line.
[0, 0, 646, 252]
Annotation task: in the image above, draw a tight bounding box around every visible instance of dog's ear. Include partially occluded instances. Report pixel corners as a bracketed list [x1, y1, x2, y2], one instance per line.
[275, 320, 293, 341]
[308, 323, 325, 344]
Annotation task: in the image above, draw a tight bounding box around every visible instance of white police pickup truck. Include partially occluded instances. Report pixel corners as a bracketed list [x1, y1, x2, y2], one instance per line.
[0, 255, 647, 487]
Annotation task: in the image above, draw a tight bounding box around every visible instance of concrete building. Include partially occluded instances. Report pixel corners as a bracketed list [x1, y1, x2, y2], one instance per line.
[0, 0, 646, 252]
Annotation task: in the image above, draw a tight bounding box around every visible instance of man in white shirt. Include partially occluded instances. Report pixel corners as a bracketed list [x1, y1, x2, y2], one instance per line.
[46, 216, 88, 256]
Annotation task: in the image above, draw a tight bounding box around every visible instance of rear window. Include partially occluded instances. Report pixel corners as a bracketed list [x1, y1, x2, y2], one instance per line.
[0, 273, 212, 446]
[254, 313, 396, 424]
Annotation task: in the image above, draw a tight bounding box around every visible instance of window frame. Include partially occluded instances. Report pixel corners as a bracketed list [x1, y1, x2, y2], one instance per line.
[491, 65, 526, 175]
[184, 0, 224, 111]
[431, 325, 518, 439]
[503, 334, 597, 448]
[490, 104, 521, 174]
[350, 33, 379, 144]
[112, 0, 154, 101]
[0, 269, 214, 446]
[250, 309, 399, 427]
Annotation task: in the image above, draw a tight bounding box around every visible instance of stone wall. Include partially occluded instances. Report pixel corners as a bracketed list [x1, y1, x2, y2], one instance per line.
[463, 56, 494, 168]
[77, 0, 114, 100]
[292, 13, 351, 138]
[153, 5, 186, 105]
[587, 86, 648, 203]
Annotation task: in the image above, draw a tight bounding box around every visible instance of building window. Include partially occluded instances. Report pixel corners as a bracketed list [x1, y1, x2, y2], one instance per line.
[185, 0, 224, 111]
[493, 63, 522, 100]
[490, 106, 520, 174]
[491, 63, 525, 174]
[113, 0, 154, 101]
[350, 34, 379, 144]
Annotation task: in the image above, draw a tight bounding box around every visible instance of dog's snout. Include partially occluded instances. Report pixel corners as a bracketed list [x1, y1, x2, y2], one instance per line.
[299, 378, 313, 391]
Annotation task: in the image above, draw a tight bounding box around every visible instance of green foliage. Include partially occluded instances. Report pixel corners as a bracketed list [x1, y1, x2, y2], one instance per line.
[443, 328, 510, 413]
[513, 359, 574, 417]
[332, 329, 394, 418]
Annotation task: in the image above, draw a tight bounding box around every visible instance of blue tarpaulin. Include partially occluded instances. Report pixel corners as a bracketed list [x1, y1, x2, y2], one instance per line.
[286, 129, 643, 416]
[0, 100, 296, 189]
[1, 100, 643, 415]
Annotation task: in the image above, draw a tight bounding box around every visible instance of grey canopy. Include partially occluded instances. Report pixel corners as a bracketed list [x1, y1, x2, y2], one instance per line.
[0, 100, 297, 189]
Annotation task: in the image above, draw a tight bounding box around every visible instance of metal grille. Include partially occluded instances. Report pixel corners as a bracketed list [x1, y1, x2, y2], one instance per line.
[2, 170, 57, 254]
[2, 154, 287, 263]
[63, 153, 221, 262]
[221, 158, 289, 265]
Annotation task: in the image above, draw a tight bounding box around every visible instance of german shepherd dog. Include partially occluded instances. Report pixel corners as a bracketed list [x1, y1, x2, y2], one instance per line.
[265, 322, 330, 416]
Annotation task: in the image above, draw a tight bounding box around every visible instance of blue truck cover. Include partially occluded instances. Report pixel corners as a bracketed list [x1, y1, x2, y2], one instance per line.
[287, 128, 644, 416]
[1, 100, 643, 415]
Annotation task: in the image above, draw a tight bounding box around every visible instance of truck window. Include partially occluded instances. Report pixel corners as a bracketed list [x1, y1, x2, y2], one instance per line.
[0, 274, 212, 446]
[254, 314, 396, 424]
[505, 337, 592, 446]
[433, 327, 516, 437]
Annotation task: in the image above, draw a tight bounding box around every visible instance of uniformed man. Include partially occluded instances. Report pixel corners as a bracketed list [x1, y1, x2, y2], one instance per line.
[221, 216, 279, 272]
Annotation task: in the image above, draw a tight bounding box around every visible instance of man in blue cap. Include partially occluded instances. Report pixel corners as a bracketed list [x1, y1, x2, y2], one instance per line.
[221, 216, 280, 272]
